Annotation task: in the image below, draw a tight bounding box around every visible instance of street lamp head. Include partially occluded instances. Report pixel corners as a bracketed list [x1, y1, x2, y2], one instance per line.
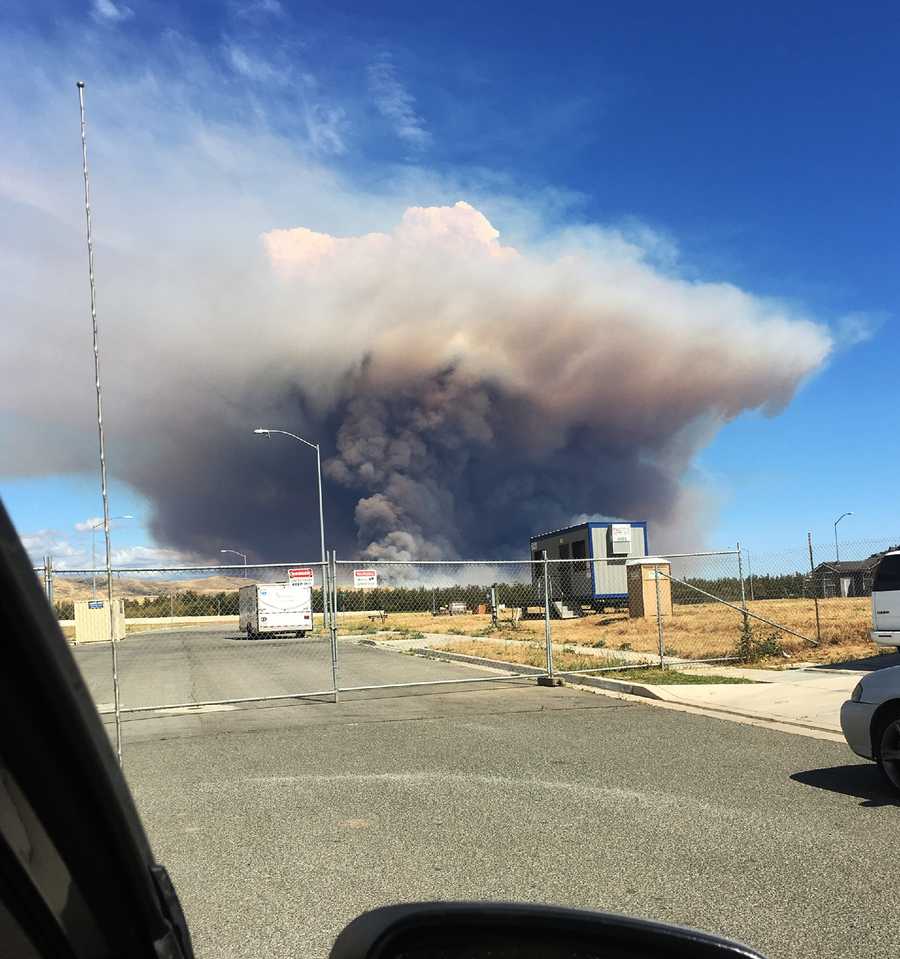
[253, 428, 270, 435]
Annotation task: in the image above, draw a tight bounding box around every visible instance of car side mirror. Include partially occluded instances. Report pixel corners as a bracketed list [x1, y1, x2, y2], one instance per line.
[329, 902, 765, 959]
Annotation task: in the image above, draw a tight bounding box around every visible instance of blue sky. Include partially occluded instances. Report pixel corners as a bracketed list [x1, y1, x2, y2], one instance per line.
[2, 0, 898, 565]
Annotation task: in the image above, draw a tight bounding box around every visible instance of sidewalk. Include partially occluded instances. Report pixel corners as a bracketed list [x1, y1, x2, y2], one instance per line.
[612, 666, 863, 734]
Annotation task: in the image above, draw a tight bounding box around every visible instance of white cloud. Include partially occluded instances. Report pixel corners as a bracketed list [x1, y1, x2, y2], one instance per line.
[367, 55, 430, 150]
[21, 530, 84, 566]
[21, 532, 205, 570]
[109, 545, 198, 567]
[91, 0, 133, 24]
[74, 516, 104, 532]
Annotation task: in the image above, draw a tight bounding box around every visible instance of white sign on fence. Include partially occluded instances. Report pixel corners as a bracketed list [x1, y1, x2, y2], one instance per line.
[288, 567, 315, 587]
[353, 568, 378, 589]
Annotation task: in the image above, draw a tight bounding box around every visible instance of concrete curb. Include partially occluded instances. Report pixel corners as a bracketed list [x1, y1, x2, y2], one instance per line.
[406, 646, 664, 698]
[555, 671, 664, 700]
[402, 645, 842, 736]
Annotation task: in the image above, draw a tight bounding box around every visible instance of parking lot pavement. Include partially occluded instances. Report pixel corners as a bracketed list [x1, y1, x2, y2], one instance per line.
[72, 627, 519, 712]
[121, 681, 899, 959]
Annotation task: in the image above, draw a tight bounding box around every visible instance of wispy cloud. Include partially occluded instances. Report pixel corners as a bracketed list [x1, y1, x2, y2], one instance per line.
[834, 311, 883, 348]
[224, 44, 281, 83]
[91, 0, 133, 24]
[222, 42, 346, 153]
[304, 103, 348, 155]
[231, 0, 284, 19]
[367, 55, 430, 150]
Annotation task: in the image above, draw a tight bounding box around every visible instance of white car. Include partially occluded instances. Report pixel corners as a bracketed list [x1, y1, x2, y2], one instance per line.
[840, 665, 900, 790]
[871, 550, 900, 649]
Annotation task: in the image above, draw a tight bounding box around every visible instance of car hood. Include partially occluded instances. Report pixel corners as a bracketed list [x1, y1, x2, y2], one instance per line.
[858, 664, 900, 703]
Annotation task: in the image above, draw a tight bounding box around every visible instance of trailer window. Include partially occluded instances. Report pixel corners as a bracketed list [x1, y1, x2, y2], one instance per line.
[572, 539, 587, 572]
[874, 556, 900, 592]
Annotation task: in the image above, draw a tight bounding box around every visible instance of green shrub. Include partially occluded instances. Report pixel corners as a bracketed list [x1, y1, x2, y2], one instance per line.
[735, 618, 784, 661]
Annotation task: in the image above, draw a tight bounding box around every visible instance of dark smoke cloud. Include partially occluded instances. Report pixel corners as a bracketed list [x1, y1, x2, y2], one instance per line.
[0, 31, 833, 562]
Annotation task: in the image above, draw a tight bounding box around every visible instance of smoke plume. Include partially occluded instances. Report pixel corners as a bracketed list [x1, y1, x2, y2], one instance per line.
[246, 201, 830, 558]
[0, 28, 833, 562]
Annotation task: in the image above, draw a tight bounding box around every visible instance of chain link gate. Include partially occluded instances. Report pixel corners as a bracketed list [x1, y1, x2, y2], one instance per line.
[330, 558, 549, 695]
[52, 562, 339, 717]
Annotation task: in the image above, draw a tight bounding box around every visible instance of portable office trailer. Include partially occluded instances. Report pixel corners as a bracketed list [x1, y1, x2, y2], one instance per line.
[530, 520, 649, 609]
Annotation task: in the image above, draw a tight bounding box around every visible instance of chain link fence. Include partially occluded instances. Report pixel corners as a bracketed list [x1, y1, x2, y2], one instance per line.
[328, 550, 793, 685]
[42, 535, 898, 725]
[540, 550, 762, 674]
[742, 534, 900, 659]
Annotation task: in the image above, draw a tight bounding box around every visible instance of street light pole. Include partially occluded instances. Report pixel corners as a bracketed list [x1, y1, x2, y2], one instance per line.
[833, 511, 853, 563]
[90, 514, 133, 599]
[254, 428, 328, 624]
[220, 548, 248, 577]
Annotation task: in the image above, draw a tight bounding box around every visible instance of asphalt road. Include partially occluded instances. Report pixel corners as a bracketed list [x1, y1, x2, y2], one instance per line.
[72, 627, 515, 710]
[114, 676, 899, 959]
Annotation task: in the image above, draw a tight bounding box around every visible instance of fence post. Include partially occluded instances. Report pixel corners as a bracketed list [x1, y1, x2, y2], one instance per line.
[737, 542, 749, 638]
[329, 550, 340, 703]
[654, 561, 665, 667]
[45, 555, 54, 608]
[808, 531, 822, 645]
[320, 563, 326, 631]
[542, 551, 554, 678]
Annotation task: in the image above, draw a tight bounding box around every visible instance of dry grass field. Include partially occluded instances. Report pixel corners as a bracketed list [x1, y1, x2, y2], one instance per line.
[370, 597, 876, 665]
[423, 639, 754, 682]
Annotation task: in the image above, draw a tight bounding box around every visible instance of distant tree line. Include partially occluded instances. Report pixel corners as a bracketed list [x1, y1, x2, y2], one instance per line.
[671, 572, 812, 604]
[50, 569, 852, 621]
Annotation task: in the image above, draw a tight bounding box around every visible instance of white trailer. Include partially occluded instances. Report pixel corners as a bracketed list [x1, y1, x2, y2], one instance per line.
[239, 584, 313, 639]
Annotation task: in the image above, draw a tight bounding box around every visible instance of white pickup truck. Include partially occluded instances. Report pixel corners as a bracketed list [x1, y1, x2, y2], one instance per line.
[872, 550, 900, 650]
[239, 583, 313, 639]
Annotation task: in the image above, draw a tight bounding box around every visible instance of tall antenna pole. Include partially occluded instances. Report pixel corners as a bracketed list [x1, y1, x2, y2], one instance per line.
[77, 81, 122, 764]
